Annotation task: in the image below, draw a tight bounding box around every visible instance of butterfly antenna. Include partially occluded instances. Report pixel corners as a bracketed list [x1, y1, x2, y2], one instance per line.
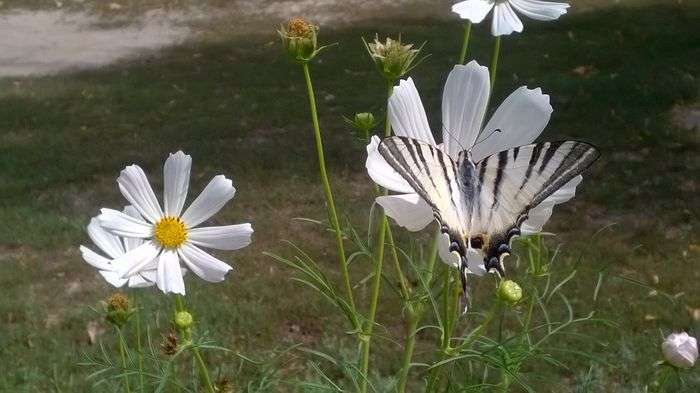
[472, 128, 502, 148]
[440, 123, 468, 152]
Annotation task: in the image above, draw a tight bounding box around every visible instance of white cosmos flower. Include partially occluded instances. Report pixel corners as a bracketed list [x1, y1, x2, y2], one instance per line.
[97, 151, 253, 295]
[452, 0, 569, 36]
[662, 332, 698, 369]
[80, 206, 157, 288]
[366, 61, 582, 273]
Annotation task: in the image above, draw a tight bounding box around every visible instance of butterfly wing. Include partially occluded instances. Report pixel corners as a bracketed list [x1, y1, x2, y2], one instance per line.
[469, 141, 600, 274]
[378, 136, 470, 244]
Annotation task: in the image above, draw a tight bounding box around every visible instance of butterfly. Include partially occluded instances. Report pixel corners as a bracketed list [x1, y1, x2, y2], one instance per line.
[376, 135, 599, 293]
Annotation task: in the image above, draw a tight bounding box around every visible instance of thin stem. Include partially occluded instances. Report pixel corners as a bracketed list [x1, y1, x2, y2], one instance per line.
[116, 327, 132, 393]
[174, 295, 216, 393]
[191, 345, 215, 393]
[489, 36, 501, 90]
[301, 62, 355, 311]
[360, 81, 395, 393]
[135, 298, 145, 392]
[426, 266, 458, 391]
[458, 21, 472, 65]
[396, 231, 440, 393]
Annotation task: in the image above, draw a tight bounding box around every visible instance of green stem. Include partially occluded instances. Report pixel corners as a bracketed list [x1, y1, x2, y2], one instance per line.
[116, 327, 132, 393]
[135, 299, 145, 393]
[191, 345, 215, 393]
[174, 296, 216, 393]
[301, 62, 355, 311]
[490, 36, 501, 90]
[458, 21, 472, 65]
[360, 81, 395, 393]
[396, 232, 440, 393]
[426, 266, 458, 391]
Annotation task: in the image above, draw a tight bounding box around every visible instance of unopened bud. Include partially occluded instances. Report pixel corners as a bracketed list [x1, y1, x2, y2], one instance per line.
[345, 112, 377, 142]
[278, 17, 319, 63]
[174, 310, 194, 330]
[497, 280, 522, 306]
[364, 35, 425, 82]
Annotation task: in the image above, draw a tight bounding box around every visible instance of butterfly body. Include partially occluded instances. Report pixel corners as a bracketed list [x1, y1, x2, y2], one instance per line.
[377, 135, 599, 291]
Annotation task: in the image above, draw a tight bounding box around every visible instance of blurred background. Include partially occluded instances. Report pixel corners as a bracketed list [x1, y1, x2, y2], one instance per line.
[0, 0, 698, 391]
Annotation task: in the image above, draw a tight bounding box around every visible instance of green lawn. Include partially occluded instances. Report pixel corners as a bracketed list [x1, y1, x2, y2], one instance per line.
[0, 2, 699, 392]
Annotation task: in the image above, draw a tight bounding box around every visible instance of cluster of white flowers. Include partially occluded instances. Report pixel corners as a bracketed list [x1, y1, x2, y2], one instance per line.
[81, 151, 253, 295]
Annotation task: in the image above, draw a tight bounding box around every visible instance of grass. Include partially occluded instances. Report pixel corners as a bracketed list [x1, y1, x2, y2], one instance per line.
[0, 1, 699, 391]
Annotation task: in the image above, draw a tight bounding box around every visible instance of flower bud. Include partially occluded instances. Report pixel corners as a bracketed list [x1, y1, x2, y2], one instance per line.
[662, 332, 698, 369]
[278, 17, 319, 63]
[497, 280, 522, 306]
[174, 310, 194, 330]
[364, 35, 425, 82]
[104, 293, 133, 328]
[345, 112, 377, 143]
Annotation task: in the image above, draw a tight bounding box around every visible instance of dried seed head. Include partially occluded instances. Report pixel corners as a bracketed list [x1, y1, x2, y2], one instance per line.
[104, 293, 133, 327]
[161, 331, 178, 356]
[287, 17, 314, 38]
[216, 377, 234, 393]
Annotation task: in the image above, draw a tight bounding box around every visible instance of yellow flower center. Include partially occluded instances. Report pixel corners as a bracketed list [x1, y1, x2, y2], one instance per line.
[154, 217, 187, 249]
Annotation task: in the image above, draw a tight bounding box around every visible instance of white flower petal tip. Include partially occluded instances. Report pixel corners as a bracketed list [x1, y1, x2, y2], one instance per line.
[156, 250, 186, 295]
[388, 78, 435, 144]
[117, 164, 164, 223]
[188, 223, 254, 250]
[375, 194, 433, 232]
[662, 332, 698, 369]
[365, 136, 414, 194]
[492, 2, 524, 36]
[180, 175, 236, 228]
[442, 62, 490, 157]
[179, 244, 233, 283]
[509, 0, 569, 21]
[465, 249, 487, 276]
[452, 0, 494, 23]
[163, 151, 192, 217]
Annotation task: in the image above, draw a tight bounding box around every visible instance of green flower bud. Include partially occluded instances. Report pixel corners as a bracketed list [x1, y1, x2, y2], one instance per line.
[278, 17, 319, 63]
[497, 280, 523, 306]
[364, 35, 426, 82]
[104, 293, 133, 328]
[345, 112, 377, 143]
[174, 310, 194, 329]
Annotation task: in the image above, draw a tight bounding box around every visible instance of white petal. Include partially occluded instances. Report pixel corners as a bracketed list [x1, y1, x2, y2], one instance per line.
[472, 86, 552, 162]
[80, 245, 114, 271]
[127, 273, 155, 288]
[442, 61, 491, 159]
[121, 206, 145, 251]
[188, 223, 253, 250]
[86, 217, 125, 259]
[388, 78, 436, 144]
[156, 250, 186, 295]
[178, 243, 233, 283]
[99, 271, 128, 288]
[465, 248, 487, 276]
[509, 0, 569, 21]
[98, 208, 153, 238]
[437, 233, 461, 268]
[112, 241, 161, 278]
[365, 136, 414, 194]
[163, 151, 192, 217]
[452, 0, 494, 23]
[375, 194, 433, 232]
[492, 2, 523, 36]
[180, 175, 236, 228]
[521, 176, 582, 234]
[140, 270, 157, 283]
[117, 165, 164, 223]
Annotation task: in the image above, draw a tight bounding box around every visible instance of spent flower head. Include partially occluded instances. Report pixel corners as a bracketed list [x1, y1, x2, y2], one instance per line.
[497, 280, 522, 306]
[662, 332, 698, 369]
[161, 331, 178, 356]
[104, 293, 134, 327]
[278, 17, 326, 63]
[364, 35, 426, 82]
